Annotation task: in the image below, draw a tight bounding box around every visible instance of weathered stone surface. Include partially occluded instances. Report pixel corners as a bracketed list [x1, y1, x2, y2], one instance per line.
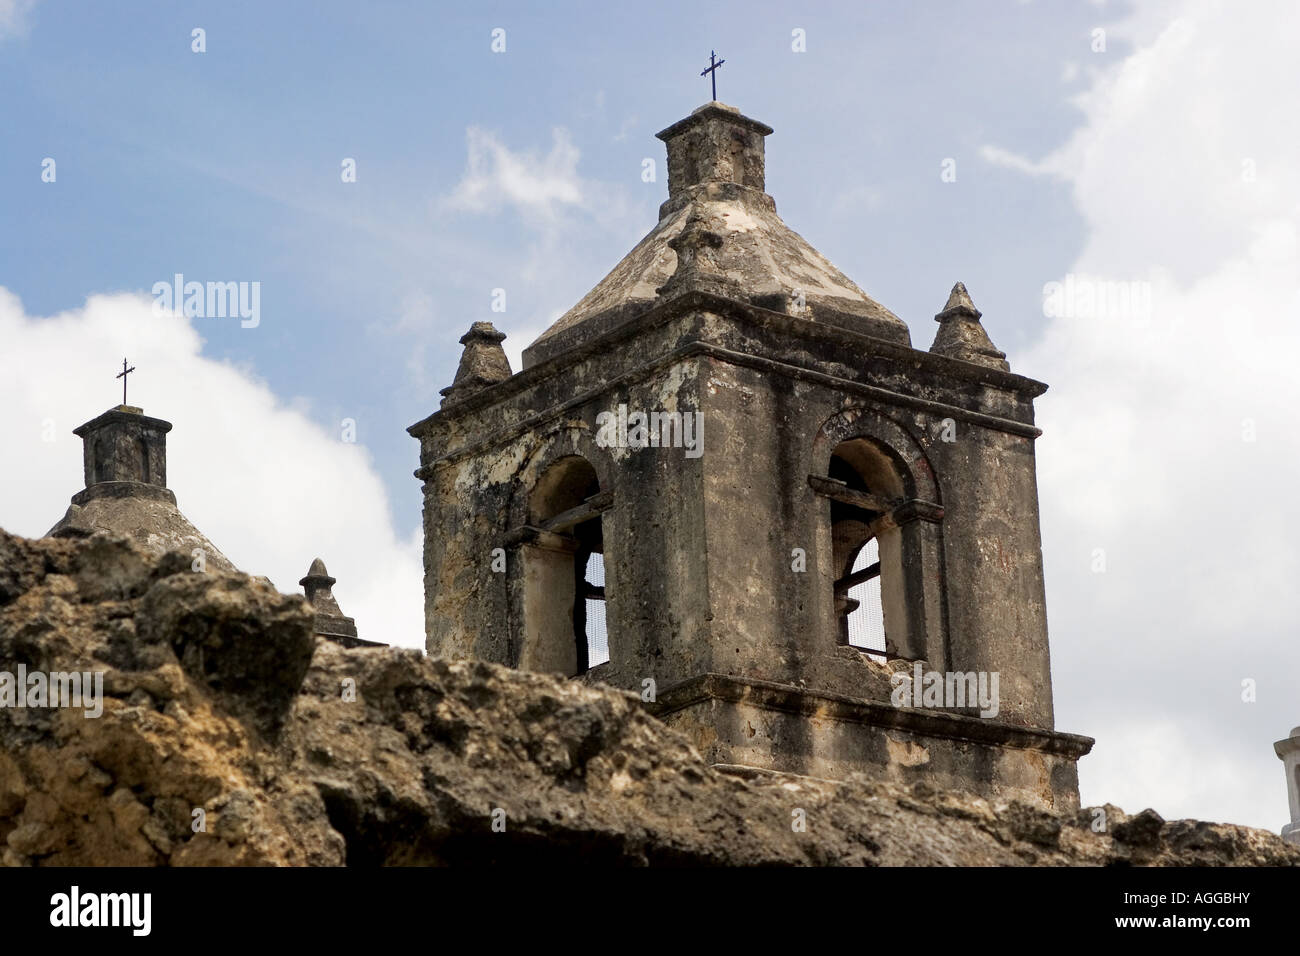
[48, 492, 236, 574]
[0, 527, 1292, 866]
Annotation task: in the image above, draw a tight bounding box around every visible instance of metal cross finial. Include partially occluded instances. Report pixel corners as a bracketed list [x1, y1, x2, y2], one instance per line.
[700, 50, 725, 101]
[116, 357, 135, 406]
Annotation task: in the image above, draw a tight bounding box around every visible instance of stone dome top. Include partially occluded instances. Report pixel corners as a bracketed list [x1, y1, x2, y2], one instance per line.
[46, 404, 236, 573]
[522, 102, 910, 368]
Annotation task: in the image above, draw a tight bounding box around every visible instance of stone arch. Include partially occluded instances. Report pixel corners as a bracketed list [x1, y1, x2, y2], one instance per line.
[811, 406, 940, 505]
[508, 423, 614, 530]
[506, 424, 614, 677]
[811, 406, 948, 666]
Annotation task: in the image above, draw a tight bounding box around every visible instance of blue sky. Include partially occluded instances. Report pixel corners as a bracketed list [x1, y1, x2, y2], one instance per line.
[4, 1, 1299, 834]
[1, 0, 1117, 537]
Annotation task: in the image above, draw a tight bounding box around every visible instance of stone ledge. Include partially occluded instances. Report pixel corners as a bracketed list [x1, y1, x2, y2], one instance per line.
[414, 290, 1047, 442]
[72, 407, 173, 437]
[651, 672, 1095, 759]
[71, 481, 177, 507]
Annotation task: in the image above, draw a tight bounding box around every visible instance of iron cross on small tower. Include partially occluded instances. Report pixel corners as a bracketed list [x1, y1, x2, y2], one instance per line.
[116, 357, 135, 406]
[700, 50, 725, 101]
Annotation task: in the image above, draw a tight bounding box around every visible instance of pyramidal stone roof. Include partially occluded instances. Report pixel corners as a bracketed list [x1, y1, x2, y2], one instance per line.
[46, 405, 237, 573]
[522, 102, 911, 368]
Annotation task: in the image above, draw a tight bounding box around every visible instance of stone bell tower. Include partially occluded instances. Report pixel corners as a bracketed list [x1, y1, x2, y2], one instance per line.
[410, 101, 1092, 809]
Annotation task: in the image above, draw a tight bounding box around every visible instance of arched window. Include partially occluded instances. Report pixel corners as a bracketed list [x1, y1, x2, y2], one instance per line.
[812, 412, 948, 667]
[822, 438, 907, 660]
[518, 456, 611, 676]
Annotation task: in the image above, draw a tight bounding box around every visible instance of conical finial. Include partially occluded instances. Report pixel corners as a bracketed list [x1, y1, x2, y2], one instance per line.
[299, 558, 338, 606]
[296, 556, 332, 595]
[440, 322, 512, 407]
[938, 282, 981, 321]
[299, 557, 374, 646]
[929, 282, 1009, 372]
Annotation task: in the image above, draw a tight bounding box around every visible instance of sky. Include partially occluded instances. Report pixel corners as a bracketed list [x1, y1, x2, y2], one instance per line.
[1, 0, 1297, 833]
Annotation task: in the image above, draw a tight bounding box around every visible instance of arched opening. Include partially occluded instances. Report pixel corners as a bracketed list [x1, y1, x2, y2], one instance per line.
[827, 438, 906, 660]
[812, 410, 948, 668]
[519, 456, 609, 676]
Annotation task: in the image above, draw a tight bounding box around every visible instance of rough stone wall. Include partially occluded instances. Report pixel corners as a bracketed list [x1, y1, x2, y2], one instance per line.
[658, 691, 1084, 810]
[0, 527, 1293, 866]
[930, 422, 1054, 728]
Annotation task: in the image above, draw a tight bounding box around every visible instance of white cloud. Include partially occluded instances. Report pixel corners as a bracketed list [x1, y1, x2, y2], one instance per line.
[446, 127, 584, 221]
[978, 144, 1055, 177]
[0, 0, 37, 41]
[438, 126, 649, 374]
[0, 288, 425, 650]
[612, 115, 638, 143]
[1008, 0, 1300, 829]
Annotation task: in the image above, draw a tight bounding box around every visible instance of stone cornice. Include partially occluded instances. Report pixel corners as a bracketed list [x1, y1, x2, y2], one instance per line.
[71, 481, 177, 507]
[652, 672, 1095, 759]
[73, 407, 173, 437]
[410, 291, 1047, 462]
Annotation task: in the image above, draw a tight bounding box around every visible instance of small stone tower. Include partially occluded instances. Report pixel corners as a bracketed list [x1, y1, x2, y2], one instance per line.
[299, 558, 381, 648]
[48, 404, 236, 572]
[410, 102, 1092, 809]
[1276, 727, 1300, 845]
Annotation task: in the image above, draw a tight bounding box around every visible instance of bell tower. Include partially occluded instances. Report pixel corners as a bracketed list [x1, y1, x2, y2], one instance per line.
[410, 102, 1092, 809]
